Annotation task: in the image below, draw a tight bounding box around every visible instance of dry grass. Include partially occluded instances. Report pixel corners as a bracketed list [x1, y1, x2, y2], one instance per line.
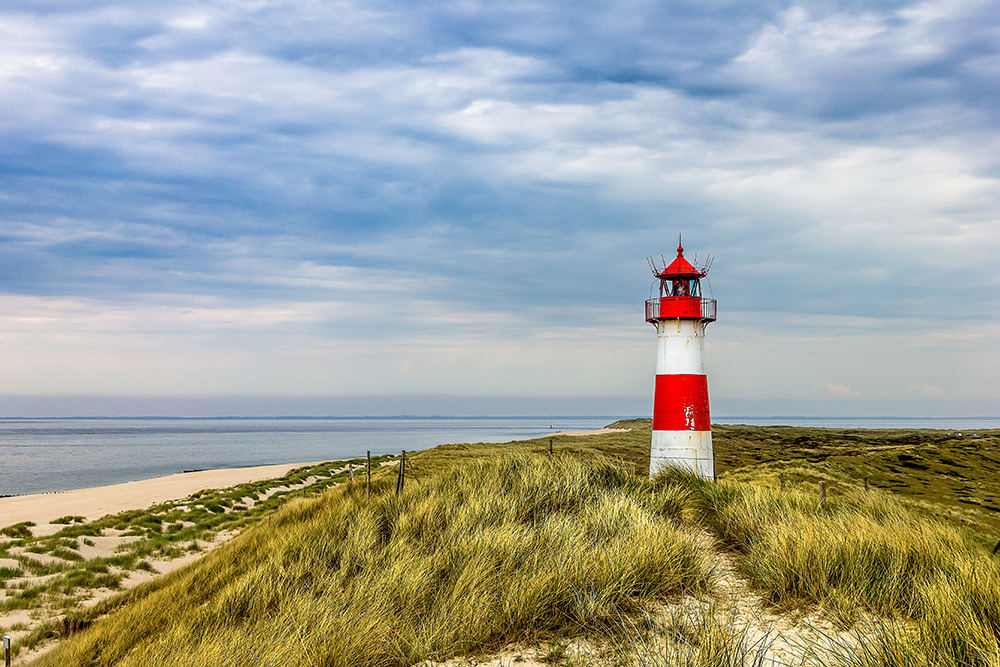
[676, 470, 1000, 666]
[34, 455, 716, 667]
[20, 422, 1000, 666]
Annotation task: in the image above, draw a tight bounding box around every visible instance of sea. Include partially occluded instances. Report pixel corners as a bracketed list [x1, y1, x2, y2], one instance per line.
[1, 415, 997, 497]
[0, 417, 615, 497]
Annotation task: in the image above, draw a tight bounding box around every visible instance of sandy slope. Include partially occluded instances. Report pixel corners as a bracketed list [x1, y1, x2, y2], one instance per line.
[0, 461, 326, 527]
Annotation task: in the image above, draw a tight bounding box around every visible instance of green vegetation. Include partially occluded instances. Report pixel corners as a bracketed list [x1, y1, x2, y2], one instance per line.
[671, 469, 1000, 666]
[6, 421, 1000, 665]
[34, 455, 719, 666]
[52, 516, 86, 525]
[713, 423, 1000, 548]
[0, 457, 391, 658]
[1, 522, 36, 539]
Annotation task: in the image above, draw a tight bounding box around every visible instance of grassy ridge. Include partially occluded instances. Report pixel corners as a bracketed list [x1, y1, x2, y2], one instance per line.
[0, 458, 390, 655]
[677, 470, 1000, 665]
[34, 455, 715, 666]
[712, 423, 1000, 546]
[25, 422, 1000, 665]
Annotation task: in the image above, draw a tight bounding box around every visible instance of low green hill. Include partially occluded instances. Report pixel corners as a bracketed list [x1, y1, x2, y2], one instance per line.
[27, 423, 1000, 666]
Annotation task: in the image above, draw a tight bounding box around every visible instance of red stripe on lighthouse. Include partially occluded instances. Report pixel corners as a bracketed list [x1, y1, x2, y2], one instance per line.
[652, 374, 711, 431]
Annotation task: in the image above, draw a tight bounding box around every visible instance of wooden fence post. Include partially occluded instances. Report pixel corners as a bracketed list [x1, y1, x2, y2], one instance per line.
[864, 476, 870, 492]
[366, 451, 371, 499]
[4, 635, 10, 667]
[992, 540, 1000, 556]
[405, 456, 421, 484]
[549, 439, 553, 459]
[396, 450, 406, 495]
[819, 480, 827, 509]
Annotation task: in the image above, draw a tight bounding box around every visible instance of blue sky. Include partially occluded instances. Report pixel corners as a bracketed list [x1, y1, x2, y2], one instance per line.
[0, 0, 997, 417]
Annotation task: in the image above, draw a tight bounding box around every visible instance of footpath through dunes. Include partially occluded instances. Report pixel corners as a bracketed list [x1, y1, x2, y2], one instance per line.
[17, 420, 1000, 667]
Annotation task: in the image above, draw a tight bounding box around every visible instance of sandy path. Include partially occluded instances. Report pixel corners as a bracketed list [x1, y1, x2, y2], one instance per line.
[0, 461, 328, 527]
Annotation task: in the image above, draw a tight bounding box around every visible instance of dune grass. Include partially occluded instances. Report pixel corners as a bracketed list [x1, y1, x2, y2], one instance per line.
[17, 422, 1000, 666]
[34, 454, 716, 667]
[668, 470, 1000, 666]
[0, 457, 384, 657]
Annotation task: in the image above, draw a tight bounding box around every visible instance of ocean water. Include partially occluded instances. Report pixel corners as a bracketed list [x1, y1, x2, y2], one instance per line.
[0, 417, 616, 497]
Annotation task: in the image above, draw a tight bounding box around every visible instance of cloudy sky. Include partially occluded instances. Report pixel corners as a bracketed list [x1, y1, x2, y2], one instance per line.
[0, 0, 997, 418]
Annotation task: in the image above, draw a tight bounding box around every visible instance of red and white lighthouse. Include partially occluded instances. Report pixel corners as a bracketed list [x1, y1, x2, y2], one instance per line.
[645, 241, 717, 480]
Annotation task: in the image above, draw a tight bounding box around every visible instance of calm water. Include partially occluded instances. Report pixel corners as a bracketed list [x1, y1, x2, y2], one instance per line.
[0, 417, 616, 496]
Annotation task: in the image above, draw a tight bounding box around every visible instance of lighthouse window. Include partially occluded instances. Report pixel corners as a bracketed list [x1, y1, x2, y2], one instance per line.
[665, 279, 700, 297]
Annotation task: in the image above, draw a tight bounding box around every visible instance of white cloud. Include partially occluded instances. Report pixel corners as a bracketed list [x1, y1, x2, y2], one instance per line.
[826, 383, 862, 398]
[910, 384, 945, 397]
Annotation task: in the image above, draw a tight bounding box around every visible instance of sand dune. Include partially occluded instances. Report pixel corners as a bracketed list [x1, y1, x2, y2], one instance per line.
[0, 461, 327, 527]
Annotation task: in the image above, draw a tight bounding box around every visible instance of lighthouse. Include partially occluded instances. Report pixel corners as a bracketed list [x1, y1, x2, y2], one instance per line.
[645, 241, 717, 480]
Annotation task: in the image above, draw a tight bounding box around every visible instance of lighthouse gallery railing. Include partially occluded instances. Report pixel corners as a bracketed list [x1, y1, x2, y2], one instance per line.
[645, 297, 717, 322]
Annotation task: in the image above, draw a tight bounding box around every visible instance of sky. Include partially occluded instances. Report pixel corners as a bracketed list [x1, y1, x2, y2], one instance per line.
[0, 0, 998, 418]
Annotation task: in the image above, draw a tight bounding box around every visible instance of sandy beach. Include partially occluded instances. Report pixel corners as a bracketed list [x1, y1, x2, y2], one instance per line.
[0, 461, 327, 528]
[0, 433, 623, 529]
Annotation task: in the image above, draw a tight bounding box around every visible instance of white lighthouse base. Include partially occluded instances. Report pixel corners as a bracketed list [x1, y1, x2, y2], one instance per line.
[650, 430, 714, 480]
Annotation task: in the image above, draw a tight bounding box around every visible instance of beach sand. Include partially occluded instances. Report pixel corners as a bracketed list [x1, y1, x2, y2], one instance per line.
[1, 460, 348, 663]
[0, 461, 327, 528]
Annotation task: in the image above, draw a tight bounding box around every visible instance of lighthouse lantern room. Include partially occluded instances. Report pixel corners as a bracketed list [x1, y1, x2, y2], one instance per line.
[645, 240, 717, 480]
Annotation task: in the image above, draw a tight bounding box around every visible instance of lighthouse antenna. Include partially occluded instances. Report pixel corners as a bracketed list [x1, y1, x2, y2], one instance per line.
[661, 254, 666, 270]
[647, 257, 658, 276]
[703, 255, 714, 275]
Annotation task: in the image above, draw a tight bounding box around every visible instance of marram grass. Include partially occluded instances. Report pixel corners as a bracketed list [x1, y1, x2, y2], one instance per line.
[675, 470, 1000, 667]
[28, 438, 1000, 667]
[36, 454, 715, 667]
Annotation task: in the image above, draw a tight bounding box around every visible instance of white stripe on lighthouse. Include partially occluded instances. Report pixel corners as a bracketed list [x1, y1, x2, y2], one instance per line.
[650, 430, 714, 479]
[655, 319, 707, 375]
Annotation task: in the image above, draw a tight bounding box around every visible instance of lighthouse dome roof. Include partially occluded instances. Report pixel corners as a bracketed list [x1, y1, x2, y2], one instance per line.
[657, 243, 705, 278]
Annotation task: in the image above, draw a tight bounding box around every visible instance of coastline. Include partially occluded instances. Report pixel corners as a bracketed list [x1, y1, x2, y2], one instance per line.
[0, 460, 329, 528]
[0, 430, 624, 528]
